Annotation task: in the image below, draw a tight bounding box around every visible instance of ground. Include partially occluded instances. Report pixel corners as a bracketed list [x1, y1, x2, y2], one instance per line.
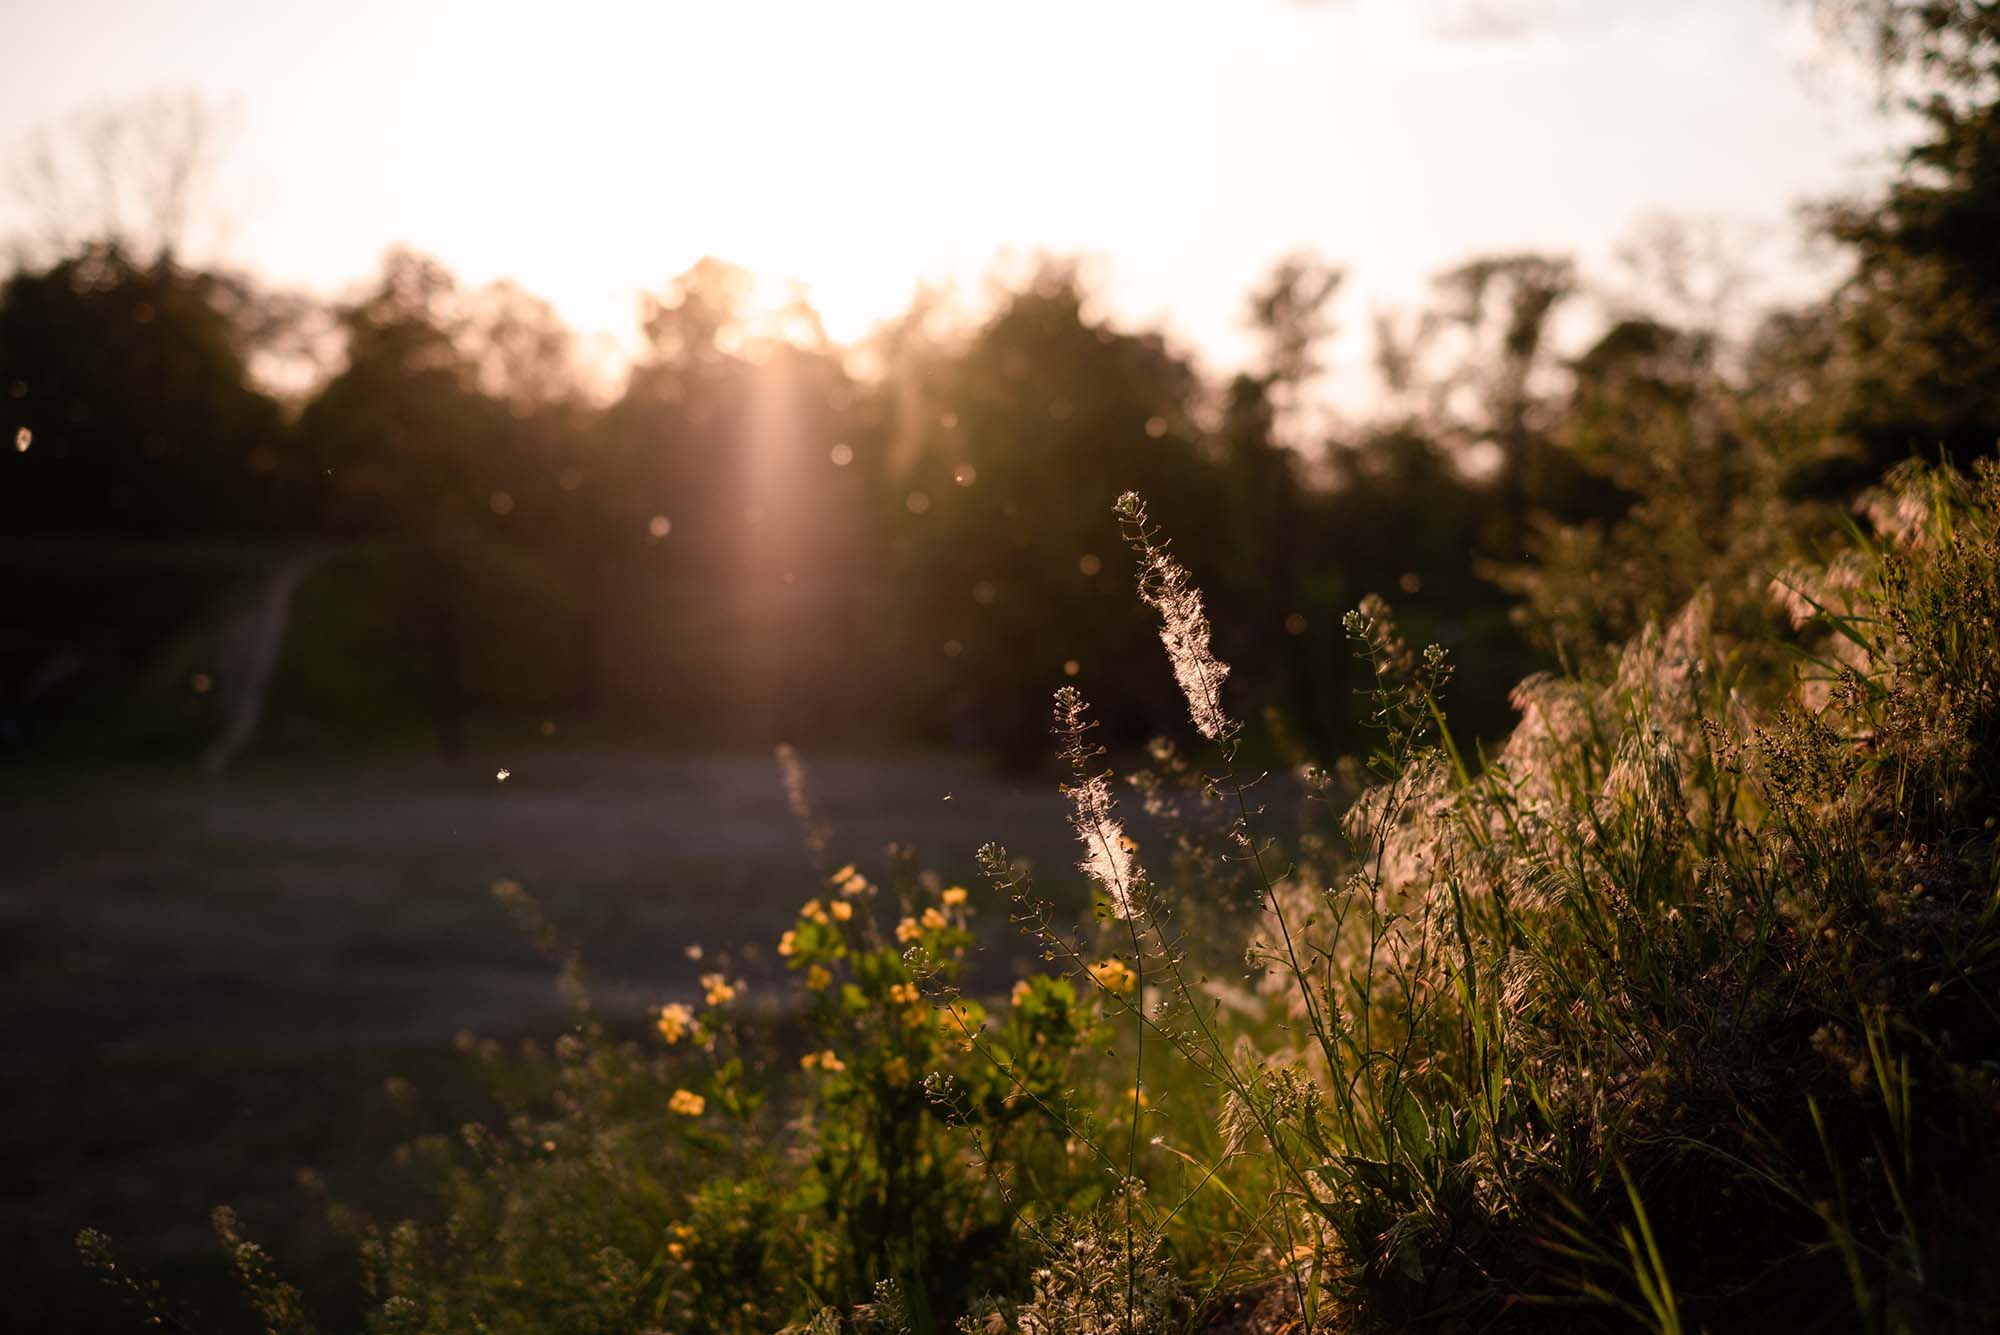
[1, 744, 1075, 1332]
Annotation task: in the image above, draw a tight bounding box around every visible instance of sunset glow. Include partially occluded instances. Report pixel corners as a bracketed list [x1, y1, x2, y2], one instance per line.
[3, 0, 1903, 383]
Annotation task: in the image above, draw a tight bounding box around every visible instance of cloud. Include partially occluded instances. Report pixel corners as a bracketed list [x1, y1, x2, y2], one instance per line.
[1284, 0, 1585, 45]
[1424, 0, 1570, 43]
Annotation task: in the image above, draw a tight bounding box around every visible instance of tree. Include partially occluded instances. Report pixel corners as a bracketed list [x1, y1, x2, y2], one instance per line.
[7, 90, 240, 267]
[0, 243, 291, 535]
[1803, 1, 2000, 475]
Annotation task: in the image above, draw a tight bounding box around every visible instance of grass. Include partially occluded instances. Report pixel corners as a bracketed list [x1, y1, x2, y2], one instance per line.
[43, 461, 2000, 1333]
[0, 745, 1078, 1331]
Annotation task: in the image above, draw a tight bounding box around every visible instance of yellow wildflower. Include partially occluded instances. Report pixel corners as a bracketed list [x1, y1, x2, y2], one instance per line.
[800, 1050, 819, 1070]
[1089, 958, 1137, 994]
[829, 899, 853, 922]
[829, 864, 857, 885]
[668, 1088, 706, 1117]
[817, 1049, 845, 1072]
[895, 916, 922, 944]
[777, 929, 797, 957]
[882, 1056, 910, 1085]
[667, 1241, 686, 1261]
[1010, 980, 1032, 1007]
[700, 973, 737, 1006]
[941, 885, 969, 907]
[656, 1002, 695, 1044]
[800, 897, 829, 925]
[920, 906, 948, 931]
[889, 982, 920, 1006]
[805, 963, 833, 991]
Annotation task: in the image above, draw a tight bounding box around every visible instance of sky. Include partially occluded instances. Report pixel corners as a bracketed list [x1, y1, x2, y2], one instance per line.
[0, 0, 1911, 400]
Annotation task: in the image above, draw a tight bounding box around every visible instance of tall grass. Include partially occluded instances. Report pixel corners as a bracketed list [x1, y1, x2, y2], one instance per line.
[84, 460, 2000, 1333]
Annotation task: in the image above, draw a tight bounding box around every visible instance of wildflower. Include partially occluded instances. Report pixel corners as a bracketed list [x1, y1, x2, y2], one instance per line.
[941, 885, 968, 907]
[920, 906, 947, 931]
[1011, 979, 1033, 1007]
[889, 982, 920, 1006]
[882, 1056, 910, 1085]
[1069, 773, 1139, 917]
[801, 1048, 845, 1073]
[1089, 958, 1137, 995]
[800, 897, 829, 924]
[800, 1050, 818, 1070]
[895, 916, 923, 943]
[937, 1003, 979, 1049]
[667, 1242, 686, 1261]
[701, 973, 737, 1006]
[777, 929, 797, 957]
[656, 1002, 695, 1045]
[1118, 492, 1232, 740]
[830, 863, 857, 885]
[805, 964, 833, 990]
[829, 899, 853, 922]
[668, 1088, 706, 1117]
[830, 864, 872, 897]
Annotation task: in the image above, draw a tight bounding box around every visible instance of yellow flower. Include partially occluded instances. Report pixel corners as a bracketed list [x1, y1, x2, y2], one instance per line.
[941, 885, 969, 907]
[800, 897, 829, 925]
[817, 1049, 845, 1072]
[777, 929, 797, 957]
[656, 1002, 695, 1044]
[668, 1088, 706, 1117]
[829, 863, 873, 896]
[800, 1050, 820, 1070]
[882, 1056, 910, 1085]
[1010, 980, 1032, 1007]
[700, 973, 738, 1006]
[936, 1003, 979, 1049]
[1089, 958, 1137, 994]
[667, 1241, 686, 1261]
[888, 982, 920, 1006]
[920, 906, 948, 931]
[805, 963, 833, 990]
[829, 899, 853, 922]
[895, 916, 922, 943]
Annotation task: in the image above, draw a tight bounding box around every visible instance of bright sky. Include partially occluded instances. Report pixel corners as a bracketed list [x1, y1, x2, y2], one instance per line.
[0, 0, 1908, 396]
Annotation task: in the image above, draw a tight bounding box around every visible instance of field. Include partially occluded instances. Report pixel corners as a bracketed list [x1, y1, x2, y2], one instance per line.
[1, 745, 1074, 1330]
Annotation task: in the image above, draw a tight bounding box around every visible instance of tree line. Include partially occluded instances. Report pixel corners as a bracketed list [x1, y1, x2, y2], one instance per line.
[3, 1, 1994, 764]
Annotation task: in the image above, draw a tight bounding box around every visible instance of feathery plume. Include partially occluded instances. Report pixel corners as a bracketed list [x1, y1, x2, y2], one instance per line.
[1115, 492, 1233, 742]
[1056, 686, 1141, 917]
